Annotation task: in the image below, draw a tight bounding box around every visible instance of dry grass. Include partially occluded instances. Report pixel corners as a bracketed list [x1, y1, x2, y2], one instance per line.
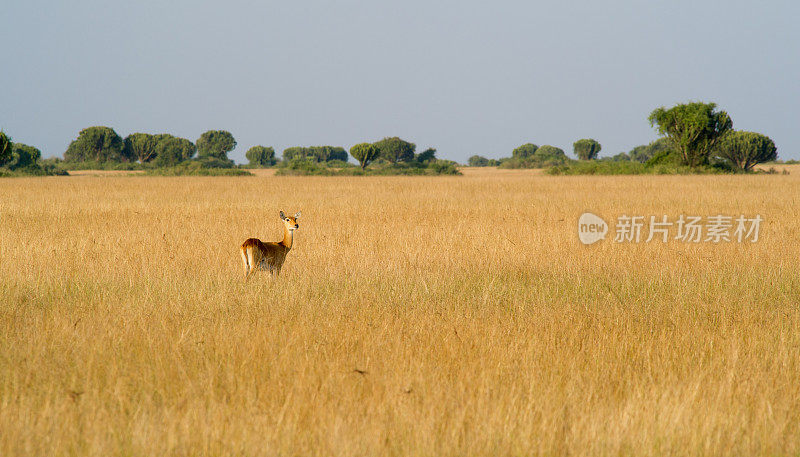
[1, 168, 799, 456]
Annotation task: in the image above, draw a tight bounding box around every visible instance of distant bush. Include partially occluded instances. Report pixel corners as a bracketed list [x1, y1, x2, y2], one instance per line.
[0, 164, 68, 177]
[547, 161, 649, 175]
[275, 158, 336, 176]
[415, 148, 437, 163]
[194, 156, 236, 168]
[36, 158, 70, 176]
[511, 143, 538, 159]
[56, 160, 146, 171]
[0, 133, 66, 176]
[275, 158, 460, 176]
[500, 145, 568, 168]
[609, 152, 631, 162]
[468, 155, 500, 166]
[424, 159, 460, 175]
[625, 138, 674, 163]
[146, 160, 252, 176]
[547, 159, 733, 175]
[283, 146, 348, 163]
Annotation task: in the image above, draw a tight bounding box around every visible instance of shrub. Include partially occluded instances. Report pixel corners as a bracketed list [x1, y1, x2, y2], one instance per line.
[283, 146, 348, 163]
[468, 155, 500, 166]
[512, 143, 538, 159]
[146, 160, 252, 176]
[500, 145, 568, 168]
[245, 146, 277, 167]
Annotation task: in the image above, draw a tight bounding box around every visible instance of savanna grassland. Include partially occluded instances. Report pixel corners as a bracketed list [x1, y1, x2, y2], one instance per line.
[1, 167, 799, 456]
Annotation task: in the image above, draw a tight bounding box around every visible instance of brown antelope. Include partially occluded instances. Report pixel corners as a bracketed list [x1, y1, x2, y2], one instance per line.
[240, 211, 301, 279]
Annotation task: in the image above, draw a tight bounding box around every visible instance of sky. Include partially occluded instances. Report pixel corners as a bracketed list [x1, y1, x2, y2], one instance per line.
[2, 0, 799, 163]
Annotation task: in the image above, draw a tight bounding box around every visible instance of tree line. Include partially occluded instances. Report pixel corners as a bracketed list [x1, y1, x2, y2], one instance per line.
[50, 127, 446, 171]
[0, 131, 66, 176]
[1, 100, 784, 176]
[468, 101, 779, 172]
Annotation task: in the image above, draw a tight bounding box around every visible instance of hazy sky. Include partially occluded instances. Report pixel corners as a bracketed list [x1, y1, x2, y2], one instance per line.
[2, 0, 798, 162]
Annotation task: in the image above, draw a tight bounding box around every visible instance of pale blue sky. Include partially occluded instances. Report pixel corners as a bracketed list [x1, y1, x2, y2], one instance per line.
[2, 0, 798, 162]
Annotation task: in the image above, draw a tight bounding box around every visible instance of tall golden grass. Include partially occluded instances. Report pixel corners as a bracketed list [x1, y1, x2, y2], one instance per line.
[1, 167, 799, 456]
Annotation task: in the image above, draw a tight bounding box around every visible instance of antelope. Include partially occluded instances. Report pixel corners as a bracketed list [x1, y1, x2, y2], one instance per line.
[241, 211, 301, 279]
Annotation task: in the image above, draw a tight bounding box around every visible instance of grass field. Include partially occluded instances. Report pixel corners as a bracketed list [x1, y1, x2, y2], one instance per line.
[1, 167, 799, 456]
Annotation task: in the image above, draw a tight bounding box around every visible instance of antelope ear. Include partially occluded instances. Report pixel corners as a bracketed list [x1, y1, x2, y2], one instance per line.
[279, 211, 286, 220]
[294, 211, 301, 218]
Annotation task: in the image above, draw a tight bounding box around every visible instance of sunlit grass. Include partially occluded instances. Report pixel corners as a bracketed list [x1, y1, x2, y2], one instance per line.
[1, 168, 799, 456]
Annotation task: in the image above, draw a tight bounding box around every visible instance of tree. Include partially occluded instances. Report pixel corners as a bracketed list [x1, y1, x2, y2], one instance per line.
[124, 133, 159, 163]
[196, 130, 236, 160]
[610, 152, 631, 162]
[373, 137, 415, 163]
[64, 126, 125, 162]
[282, 146, 348, 162]
[533, 145, 568, 165]
[246, 146, 277, 166]
[500, 144, 567, 169]
[468, 155, 500, 166]
[573, 139, 602, 160]
[468, 155, 490, 166]
[8, 143, 41, 169]
[648, 102, 732, 167]
[349, 143, 380, 170]
[625, 138, 674, 163]
[714, 131, 777, 171]
[154, 137, 196, 167]
[416, 148, 437, 163]
[512, 143, 538, 159]
[0, 131, 11, 165]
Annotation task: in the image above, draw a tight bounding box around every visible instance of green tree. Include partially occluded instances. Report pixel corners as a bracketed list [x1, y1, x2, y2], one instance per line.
[282, 146, 348, 162]
[349, 143, 380, 170]
[124, 133, 159, 163]
[500, 144, 568, 169]
[648, 102, 732, 167]
[0, 131, 11, 165]
[415, 148, 437, 163]
[610, 152, 631, 162]
[373, 137, 416, 163]
[468, 155, 490, 166]
[714, 131, 777, 171]
[627, 145, 647, 162]
[64, 126, 125, 162]
[196, 130, 236, 159]
[533, 145, 568, 165]
[154, 137, 196, 167]
[573, 138, 602, 160]
[8, 143, 41, 169]
[246, 146, 277, 166]
[626, 138, 674, 163]
[512, 143, 538, 159]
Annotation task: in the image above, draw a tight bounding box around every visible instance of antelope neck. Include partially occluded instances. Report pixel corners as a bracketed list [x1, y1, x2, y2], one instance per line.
[280, 225, 294, 249]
